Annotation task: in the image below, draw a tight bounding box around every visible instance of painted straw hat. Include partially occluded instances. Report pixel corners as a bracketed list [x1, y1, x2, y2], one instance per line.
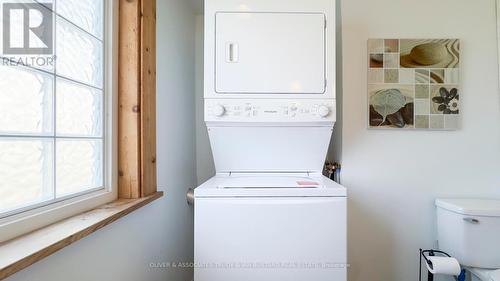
[400, 40, 459, 68]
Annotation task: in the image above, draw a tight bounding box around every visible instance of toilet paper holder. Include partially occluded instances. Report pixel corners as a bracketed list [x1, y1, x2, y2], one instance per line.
[419, 249, 465, 281]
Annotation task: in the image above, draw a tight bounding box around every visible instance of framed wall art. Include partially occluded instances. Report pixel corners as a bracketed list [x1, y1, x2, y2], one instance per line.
[367, 39, 460, 130]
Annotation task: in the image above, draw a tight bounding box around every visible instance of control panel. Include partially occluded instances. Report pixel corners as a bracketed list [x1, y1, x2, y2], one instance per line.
[205, 99, 336, 123]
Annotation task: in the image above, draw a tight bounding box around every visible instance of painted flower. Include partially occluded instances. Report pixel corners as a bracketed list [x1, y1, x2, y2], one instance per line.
[448, 98, 459, 112]
[432, 87, 459, 114]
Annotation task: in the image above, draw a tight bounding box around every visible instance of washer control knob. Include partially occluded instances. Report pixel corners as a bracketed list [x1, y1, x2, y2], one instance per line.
[213, 104, 226, 117]
[318, 105, 330, 118]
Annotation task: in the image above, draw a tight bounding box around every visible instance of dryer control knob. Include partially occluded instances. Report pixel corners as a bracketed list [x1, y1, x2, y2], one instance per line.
[318, 105, 330, 118]
[213, 104, 226, 117]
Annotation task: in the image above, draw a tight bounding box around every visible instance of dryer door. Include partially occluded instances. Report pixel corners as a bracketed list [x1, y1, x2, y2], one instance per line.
[215, 12, 326, 94]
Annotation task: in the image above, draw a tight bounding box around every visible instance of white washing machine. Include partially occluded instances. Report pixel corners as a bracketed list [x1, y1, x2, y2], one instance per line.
[195, 174, 346, 281]
[195, 0, 346, 280]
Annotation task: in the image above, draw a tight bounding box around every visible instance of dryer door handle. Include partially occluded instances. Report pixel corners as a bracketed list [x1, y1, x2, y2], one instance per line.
[226, 42, 239, 63]
[463, 217, 480, 224]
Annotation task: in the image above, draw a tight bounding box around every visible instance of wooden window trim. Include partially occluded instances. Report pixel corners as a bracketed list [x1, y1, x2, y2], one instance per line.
[118, 0, 157, 198]
[0, 0, 159, 279]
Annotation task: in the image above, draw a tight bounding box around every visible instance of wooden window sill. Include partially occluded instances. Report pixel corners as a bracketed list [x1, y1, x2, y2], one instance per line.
[0, 192, 164, 280]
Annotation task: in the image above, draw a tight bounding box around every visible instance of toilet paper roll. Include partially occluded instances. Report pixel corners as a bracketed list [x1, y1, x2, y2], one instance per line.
[426, 256, 461, 276]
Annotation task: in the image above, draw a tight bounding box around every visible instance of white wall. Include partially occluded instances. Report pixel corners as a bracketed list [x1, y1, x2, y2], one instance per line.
[340, 1, 500, 281]
[327, 0, 344, 164]
[6, 0, 198, 280]
[195, 16, 216, 184]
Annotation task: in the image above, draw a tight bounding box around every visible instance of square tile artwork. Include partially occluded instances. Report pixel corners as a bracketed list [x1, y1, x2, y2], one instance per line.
[367, 39, 460, 130]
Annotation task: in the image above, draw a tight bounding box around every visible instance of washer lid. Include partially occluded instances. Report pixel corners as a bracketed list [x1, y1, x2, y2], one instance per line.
[195, 174, 346, 197]
[218, 175, 322, 189]
[436, 199, 500, 217]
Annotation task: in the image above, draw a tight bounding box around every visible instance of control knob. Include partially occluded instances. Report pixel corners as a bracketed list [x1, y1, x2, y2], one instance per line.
[213, 104, 226, 117]
[318, 105, 330, 118]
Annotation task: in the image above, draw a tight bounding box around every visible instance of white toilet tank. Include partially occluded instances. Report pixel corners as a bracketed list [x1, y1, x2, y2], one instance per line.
[436, 199, 500, 268]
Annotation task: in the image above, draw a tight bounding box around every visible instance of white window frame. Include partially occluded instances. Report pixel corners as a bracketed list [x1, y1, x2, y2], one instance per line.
[0, 0, 118, 243]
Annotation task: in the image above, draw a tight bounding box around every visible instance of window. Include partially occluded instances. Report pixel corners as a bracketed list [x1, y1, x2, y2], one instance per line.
[0, 0, 156, 275]
[0, 0, 114, 219]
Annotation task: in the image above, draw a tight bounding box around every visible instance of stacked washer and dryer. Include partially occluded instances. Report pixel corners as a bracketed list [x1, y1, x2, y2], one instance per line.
[194, 0, 347, 281]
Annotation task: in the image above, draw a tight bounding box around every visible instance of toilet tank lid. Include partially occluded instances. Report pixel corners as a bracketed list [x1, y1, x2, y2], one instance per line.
[436, 199, 500, 217]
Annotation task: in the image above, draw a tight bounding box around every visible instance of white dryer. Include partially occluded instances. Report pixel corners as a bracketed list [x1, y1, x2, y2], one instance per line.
[195, 0, 346, 280]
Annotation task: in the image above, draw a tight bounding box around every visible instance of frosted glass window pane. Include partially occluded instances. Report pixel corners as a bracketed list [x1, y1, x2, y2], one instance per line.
[0, 65, 54, 135]
[57, 0, 103, 39]
[0, 138, 54, 213]
[56, 17, 103, 88]
[56, 78, 102, 137]
[0, 1, 106, 216]
[56, 139, 102, 198]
